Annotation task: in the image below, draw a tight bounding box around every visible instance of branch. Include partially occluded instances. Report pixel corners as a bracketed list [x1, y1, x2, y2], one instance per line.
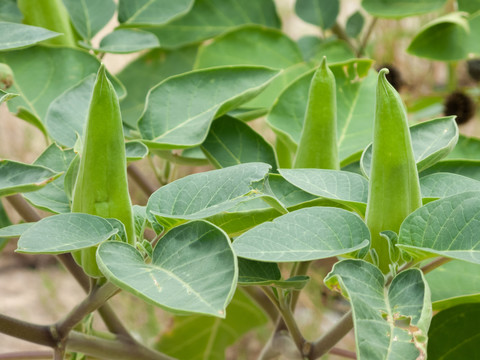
[330, 23, 357, 54]
[6, 194, 41, 222]
[308, 311, 353, 360]
[151, 150, 211, 166]
[421, 257, 452, 275]
[67, 331, 175, 360]
[127, 164, 157, 196]
[357, 17, 378, 57]
[0, 352, 52, 360]
[0, 314, 54, 347]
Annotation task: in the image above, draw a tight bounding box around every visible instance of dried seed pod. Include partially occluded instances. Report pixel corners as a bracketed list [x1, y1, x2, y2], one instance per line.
[467, 59, 480, 81]
[444, 91, 475, 125]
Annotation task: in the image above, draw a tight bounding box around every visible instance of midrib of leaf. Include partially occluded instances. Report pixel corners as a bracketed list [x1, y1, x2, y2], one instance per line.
[384, 287, 397, 358]
[209, 129, 242, 164]
[31, 55, 55, 106]
[125, 0, 156, 23]
[80, 0, 91, 39]
[440, 332, 480, 359]
[205, 0, 237, 25]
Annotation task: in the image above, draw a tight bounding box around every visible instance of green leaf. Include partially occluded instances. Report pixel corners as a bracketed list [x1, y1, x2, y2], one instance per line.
[407, 13, 470, 61]
[0, 223, 33, 238]
[23, 144, 76, 214]
[0, 47, 125, 124]
[80, 29, 160, 54]
[194, 25, 308, 110]
[448, 134, 480, 160]
[0, 89, 17, 105]
[117, 46, 197, 129]
[398, 191, 480, 263]
[17, 213, 118, 254]
[0, 202, 13, 252]
[138, 67, 279, 149]
[297, 36, 355, 63]
[146, 163, 270, 228]
[428, 303, 480, 359]
[125, 141, 148, 161]
[62, 0, 115, 40]
[361, 0, 447, 18]
[97, 220, 237, 317]
[325, 260, 431, 360]
[420, 173, 480, 200]
[0, 0, 22, 23]
[361, 116, 459, 177]
[458, 0, 480, 13]
[346, 11, 365, 38]
[155, 289, 267, 360]
[421, 159, 480, 181]
[426, 260, 480, 311]
[201, 115, 278, 170]
[0, 22, 60, 51]
[295, 0, 339, 29]
[0, 160, 61, 197]
[278, 169, 368, 214]
[267, 59, 375, 162]
[146, 0, 280, 49]
[118, 0, 193, 26]
[467, 12, 480, 56]
[233, 207, 370, 262]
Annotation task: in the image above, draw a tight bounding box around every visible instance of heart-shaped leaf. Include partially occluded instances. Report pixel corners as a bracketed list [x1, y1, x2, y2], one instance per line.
[118, 0, 193, 26]
[63, 0, 115, 40]
[362, 116, 458, 177]
[278, 169, 368, 214]
[0, 160, 60, 197]
[146, 163, 270, 228]
[146, 0, 280, 49]
[17, 213, 118, 254]
[201, 115, 278, 170]
[79, 29, 160, 54]
[0, 223, 34, 238]
[138, 66, 279, 149]
[362, 0, 447, 18]
[426, 260, 480, 311]
[233, 207, 370, 262]
[0, 22, 60, 50]
[97, 220, 237, 317]
[267, 59, 375, 162]
[325, 260, 431, 360]
[398, 191, 480, 263]
[420, 173, 480, 200]
[295, 0, 339, 29]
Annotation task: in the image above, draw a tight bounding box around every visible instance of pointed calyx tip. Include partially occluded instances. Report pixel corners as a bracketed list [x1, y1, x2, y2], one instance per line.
[321, 56, 328, 69]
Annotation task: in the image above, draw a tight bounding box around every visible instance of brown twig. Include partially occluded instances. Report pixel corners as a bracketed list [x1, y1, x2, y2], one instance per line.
[127, 164, 157, 196]
[420, 257, 452, 275]
[0, 351, 52, 359]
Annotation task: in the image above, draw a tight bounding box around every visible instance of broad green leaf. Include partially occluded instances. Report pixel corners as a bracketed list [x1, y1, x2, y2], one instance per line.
[266, 174, 317, 208]
[428, 303, 480, 359]
[295, 0, 339, 29]
[0, 47, 125, 124]
[267, 59, 375, 162]
[0, 202, 13, 252]
[297, 36, 355, 63]
[125, 141, 148, 161]
[117, 46, 198, 129]
[362, 0, 447, 18]
[0, 0, 22, 23]
[233, 207, 370, 262]
[0, 22, 60, 51]
[80, 29, 160, 54]
[201, 115, 278, 170]
[468, 12, 480, 55]
[17, 213, 118, 254]
[325, 260, 431, 360]
[0, 223, 34, 238]
[421, 159, 480, 181]
[426, 260, 480, 311]
[62, 0, 115, 40]
[278, 169, 368, 214]
[447, 134, 480, 160]
[146, 163, 270, 228]
[97, 221, 237, 317]
[118, 0, 193, 26]
[398, 191, 480, 263]
[420, 173, 480, 200]
[0, 89, 17, 105]
[23, 144, 76, 214]
[45, 75, 95, 148]
[407, 13, 469, 61]
[458, 0, 480, 13]
[362, 116, 458, 177]
[146, 0, 280, 49]
[194, 25, 308, 109]
[156, 289, 267, 360]
[0, 160, 60, 197]
[138, 66, 279, 149]
[346, 11, 365, 38]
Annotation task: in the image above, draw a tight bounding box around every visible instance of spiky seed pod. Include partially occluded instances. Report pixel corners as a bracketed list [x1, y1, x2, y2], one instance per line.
[444, 91, 476, 125]
[467, 59, 480, 82]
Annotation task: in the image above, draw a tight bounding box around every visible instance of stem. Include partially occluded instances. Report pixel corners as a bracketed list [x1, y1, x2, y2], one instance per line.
[53, 349, 64, 360]
[275, 137, 293, 169]
[56, 283, 119, 339]
[66, 331, 175, 360]
[0, 314, 55, 347]
[151, 150, 211, 166]
[0, 352, 52, 360]
[290, 261, 312, 309]
[127, 164, 157, 196]
[421, 257, 452, 275]
[331, 23, 357, 54]
[447, 62, 458, 91]
[308, 311, 353, 359]
[242, 287, 278, 322]
[357, 17, 378, 57]
[6, 195, 41, 222]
